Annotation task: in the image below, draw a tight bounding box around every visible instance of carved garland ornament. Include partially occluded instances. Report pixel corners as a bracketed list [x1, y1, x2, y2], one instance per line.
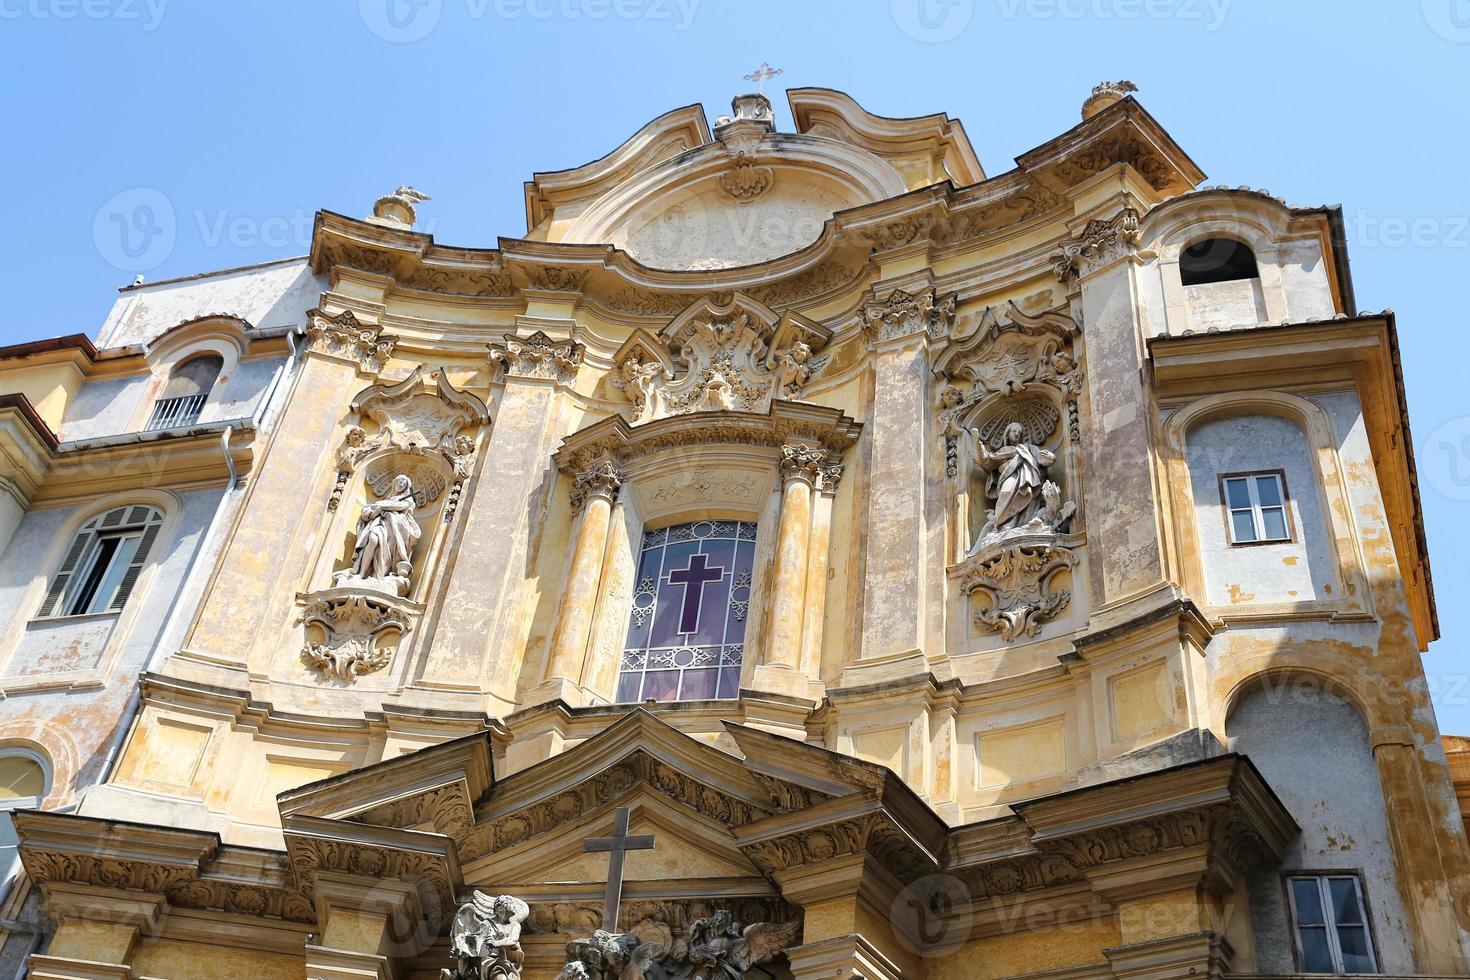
[298, 592, 413, 680]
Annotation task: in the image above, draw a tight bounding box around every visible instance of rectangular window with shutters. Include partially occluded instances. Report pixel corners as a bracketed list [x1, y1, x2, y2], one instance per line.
[1219, 470, 1294, 546]
[1286, 873, 1378, 974]
[35, 505, 164, 619]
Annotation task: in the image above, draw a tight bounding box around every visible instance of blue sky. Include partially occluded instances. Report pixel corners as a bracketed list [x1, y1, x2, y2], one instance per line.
[3, 1, 1469, 726]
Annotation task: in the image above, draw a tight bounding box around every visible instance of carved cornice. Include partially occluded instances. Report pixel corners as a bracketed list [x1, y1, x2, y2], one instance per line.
[488, 330, 585, 384]
[17, 812, 316, 926]
[553, 401, 862, 477]
[522, 896, 795, 937]
[1050, 207, 1141, 285]
[305, 309, 398, 374]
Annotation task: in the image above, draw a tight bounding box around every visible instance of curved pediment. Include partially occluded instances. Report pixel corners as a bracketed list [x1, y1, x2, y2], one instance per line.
[523, 89, 983, 271]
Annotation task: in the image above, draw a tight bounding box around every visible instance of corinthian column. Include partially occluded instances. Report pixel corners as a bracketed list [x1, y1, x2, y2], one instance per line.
[752, 445, 828, 702]
[538, 460, 623, 704]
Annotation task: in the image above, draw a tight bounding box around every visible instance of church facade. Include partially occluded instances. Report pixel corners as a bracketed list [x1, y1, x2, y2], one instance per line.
[0, 82, 1465, 978]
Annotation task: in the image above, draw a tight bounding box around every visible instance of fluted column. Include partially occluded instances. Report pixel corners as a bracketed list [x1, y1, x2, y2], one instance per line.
[538, 460, 623, 704]
[752, 445, 829, 702]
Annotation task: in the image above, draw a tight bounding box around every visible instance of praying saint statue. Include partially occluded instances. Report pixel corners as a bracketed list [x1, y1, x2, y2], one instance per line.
[335, 473, 422, 596]
[968, 420, 1074, 553]
[442, 892, 531, 980]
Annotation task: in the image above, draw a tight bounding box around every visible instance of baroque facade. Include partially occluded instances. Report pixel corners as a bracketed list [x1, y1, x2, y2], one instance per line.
[0, 82, 1466, 978]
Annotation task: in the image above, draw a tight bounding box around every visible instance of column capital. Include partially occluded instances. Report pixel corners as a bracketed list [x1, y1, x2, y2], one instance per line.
[779, 444, 836, 488]
[1050, 206, 1141, 286]
[570, 459, 625, 512]
[862, 285, 956, 347]
[488, 329, 585, 385]
[304, 308, 397, 375]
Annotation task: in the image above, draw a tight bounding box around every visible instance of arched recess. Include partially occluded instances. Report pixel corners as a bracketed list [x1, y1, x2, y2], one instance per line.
[1137, 189, 1339, 335]
[537, 402, 860, 708]
[130, 315, 250, 431]
[1224, 671, 1416, 975]
[1160, 390, 1370, 620]
[281, 367, 490, 690]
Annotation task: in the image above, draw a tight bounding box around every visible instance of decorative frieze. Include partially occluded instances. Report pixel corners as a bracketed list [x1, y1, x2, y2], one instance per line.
[489, 330, 585, 384]
[553, 911, 798, 980]
[305, 309, 398, 374]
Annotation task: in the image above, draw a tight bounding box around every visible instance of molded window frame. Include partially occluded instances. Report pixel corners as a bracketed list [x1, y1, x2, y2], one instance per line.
[1218, 469, 1295, 546]
[1284, 871, 1379, 975]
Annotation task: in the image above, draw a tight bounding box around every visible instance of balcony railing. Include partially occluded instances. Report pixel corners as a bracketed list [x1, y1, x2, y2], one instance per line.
[143, 394, 207, 431]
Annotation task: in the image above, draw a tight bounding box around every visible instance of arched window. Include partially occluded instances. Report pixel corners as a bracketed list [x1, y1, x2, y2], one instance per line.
[0, 750, 49, 889]
[616, 520, 757, 703]
[1179, 237, 1259, 286]
[36, 505, 165, 618]
[145, 353, 223, 430]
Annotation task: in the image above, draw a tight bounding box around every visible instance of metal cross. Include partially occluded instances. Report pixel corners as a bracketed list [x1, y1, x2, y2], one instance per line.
[743, 62, 783, 95]
[584, 806, 656, 931]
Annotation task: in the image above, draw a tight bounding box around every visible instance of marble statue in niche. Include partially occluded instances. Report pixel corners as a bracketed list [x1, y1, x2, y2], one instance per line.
[333, 473, 422, 597]
[969, 420, 1075, 553]
[443, 892, 531, 980]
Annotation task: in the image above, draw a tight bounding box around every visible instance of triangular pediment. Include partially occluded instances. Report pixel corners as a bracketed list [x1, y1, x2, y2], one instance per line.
[470, 791, 761, 885]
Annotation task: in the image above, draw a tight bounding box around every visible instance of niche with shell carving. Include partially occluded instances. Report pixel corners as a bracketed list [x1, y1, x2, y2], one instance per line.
[934, 303, 1087, 644]
[298, 367, 489, 683]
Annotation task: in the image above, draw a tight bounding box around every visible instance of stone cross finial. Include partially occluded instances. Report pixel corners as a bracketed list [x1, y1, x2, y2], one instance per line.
[742, 62, 782, 95]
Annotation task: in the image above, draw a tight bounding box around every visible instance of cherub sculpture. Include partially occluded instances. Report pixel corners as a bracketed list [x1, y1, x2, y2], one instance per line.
[442, 892, 531, 980]
[552, 911, 798, 980]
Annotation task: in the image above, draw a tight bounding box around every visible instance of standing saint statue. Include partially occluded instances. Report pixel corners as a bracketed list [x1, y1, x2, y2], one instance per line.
[336, 473, 421, 595]
[968, 421, 1063, 551]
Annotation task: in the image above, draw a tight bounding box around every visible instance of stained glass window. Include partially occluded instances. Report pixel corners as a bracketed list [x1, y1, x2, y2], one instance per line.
[616, 520, 757, 703]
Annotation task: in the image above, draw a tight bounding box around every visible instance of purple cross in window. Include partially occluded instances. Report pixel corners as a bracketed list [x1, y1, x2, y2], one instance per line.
[665, 553, 726, 634]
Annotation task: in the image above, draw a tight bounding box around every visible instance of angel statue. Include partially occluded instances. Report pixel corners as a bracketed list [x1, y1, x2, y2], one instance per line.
[679, 911, 799, 980]
[614, 354, 672, 422]
[968, 420, 1073, 552]
[769, 340, 813, 400]
[442, 892, 531, 980]
[334, 473, 422, 596]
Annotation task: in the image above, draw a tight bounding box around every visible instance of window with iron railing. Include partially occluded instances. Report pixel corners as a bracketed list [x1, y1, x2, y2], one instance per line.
[144, 393, 207, 431]
[144, 353, 222, 431]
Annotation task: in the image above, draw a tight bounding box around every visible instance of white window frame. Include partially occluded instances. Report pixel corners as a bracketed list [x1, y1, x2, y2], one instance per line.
[1221, 470, 1293, 545]
[1286, 873, 1379, 975]
[0, 748, 50, 901]
[36, 505, 165, 620]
